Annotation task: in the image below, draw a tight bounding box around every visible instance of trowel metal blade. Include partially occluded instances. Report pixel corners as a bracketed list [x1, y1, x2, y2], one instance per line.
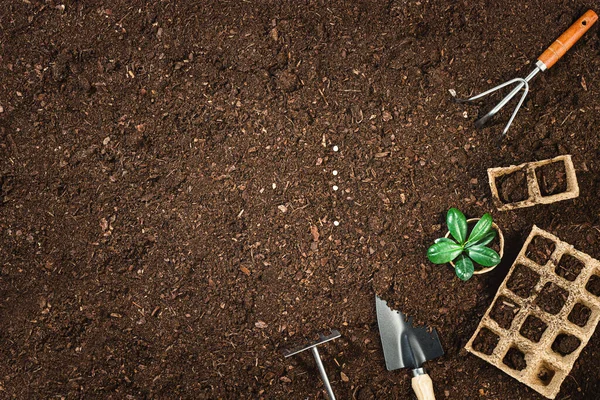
[375, 295, 444, 371]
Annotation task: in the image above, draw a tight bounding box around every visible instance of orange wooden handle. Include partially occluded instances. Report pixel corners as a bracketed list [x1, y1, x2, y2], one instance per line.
[537, 10, 598, 69]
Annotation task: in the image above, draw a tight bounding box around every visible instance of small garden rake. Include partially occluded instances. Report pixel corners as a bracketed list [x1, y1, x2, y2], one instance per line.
[454, 10, 597, 137]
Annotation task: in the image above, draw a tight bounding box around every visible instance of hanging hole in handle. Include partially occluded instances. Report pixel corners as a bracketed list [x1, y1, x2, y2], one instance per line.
[582, 20, 587, 26]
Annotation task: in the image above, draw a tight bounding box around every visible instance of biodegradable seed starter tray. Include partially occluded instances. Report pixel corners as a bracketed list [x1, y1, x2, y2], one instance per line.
[465, 226, 600, 399]
[487, 155, 579, 211]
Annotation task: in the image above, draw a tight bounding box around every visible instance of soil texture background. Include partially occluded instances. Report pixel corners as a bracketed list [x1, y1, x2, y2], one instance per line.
[1, 1, 600, 399]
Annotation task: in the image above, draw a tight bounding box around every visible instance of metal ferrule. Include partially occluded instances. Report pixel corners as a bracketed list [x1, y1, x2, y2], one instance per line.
[412, 367, 427, 377]
[536, 59, 547, 72]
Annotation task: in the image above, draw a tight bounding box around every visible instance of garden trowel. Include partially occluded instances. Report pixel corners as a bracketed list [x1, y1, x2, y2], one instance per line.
[375, 295, 444, 400]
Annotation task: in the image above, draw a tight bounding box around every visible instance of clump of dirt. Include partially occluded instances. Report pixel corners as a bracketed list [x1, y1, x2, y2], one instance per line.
[568, 303, 592, 327]
[526, 236, 556, 266]
[490, 296, 521, 329]
[497, 170, 529, 203]
[552, 333, 581, 356]
[535, 161, 567, 196]
[472, 327, 500, 355]
[536, 282, 569, 315]
[519, 315, 547, 343]
[503, 347, 527, 371]
[506, 264, 540, 298]
[356, 387, 376, 400]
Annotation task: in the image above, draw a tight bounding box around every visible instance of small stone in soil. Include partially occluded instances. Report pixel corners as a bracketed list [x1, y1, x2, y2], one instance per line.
[332, 170, 338, 176]
[255, 321, 268, 329]
[333, 145, 339, 152]
[334, 221, 340, 226]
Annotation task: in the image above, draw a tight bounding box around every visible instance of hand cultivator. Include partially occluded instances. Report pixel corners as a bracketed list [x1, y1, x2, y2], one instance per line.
[454, 10, 597, 137]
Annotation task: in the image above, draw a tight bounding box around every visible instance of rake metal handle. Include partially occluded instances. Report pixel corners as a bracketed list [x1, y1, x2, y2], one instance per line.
[538, 10, 597, 69]
[310, 346, 336, 400]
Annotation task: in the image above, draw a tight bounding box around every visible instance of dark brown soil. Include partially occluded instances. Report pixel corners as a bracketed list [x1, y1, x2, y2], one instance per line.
[536, 282, 569, 315]
[498, 170, 529, 203]
[472, 327, 500, 355]
[1, 1, 600, 399]
[489, 230, 502, 255]
[586, 274, 600, 297]
[536, 161, 567, 196]
[506, 264, 541, 298]
[526, 235, 557, 266]
[503, 347, 527, 371]
[555, 253, 585, 281]
[552, 333, 581, 356]
[490, 296, 521, 330]
[519, 315, 547, 343]
[568, 303, 592, 327]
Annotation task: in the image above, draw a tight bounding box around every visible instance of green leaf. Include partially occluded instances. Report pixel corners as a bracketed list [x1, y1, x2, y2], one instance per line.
[466, 245, 501, 267]
[434, 237, 455, 244]
[455, 255, 474, 281]
[446, 208, 467, 244]
[466, 230, 496, 248]
[427, 241, 463, 264]
[467, 213, 493, 244]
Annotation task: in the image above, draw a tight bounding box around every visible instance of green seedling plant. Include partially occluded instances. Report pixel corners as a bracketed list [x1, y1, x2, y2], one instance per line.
[427, 208, 501, 281]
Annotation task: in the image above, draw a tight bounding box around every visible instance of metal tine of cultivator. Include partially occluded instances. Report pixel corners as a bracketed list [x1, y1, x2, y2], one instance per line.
[454, 65, 540, 137]
[282, 329, 341, 400]
[475, 78, 529, 136]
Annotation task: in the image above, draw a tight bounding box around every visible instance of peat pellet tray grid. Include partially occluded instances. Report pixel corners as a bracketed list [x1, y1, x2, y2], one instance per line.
[487, 155, 579, 211]
[465, 226, 600, 399]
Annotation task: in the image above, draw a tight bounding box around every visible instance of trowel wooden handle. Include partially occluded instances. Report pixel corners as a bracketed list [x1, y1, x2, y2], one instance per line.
[411, 373, 436, 400]
[537, 10, 598, 69]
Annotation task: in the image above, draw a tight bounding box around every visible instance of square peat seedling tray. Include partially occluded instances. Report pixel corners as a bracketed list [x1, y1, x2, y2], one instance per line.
[465, 226, 600, 399]
[487, 155, 579, 211]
